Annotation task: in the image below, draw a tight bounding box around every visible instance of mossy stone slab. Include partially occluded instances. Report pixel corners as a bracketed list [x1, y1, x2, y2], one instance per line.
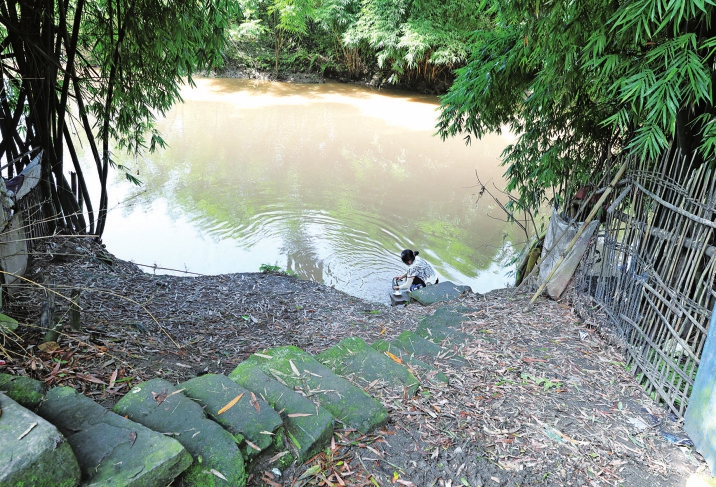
[181, 374, 283, 459]
[423, 306, 473, 328]
[371, 339, 449, 387]
[409, 281, 471, 305]
[0, 393, 80, 487]
[229, 365, 333, 463]
[0, 373, 45, 409]
[38, 386, 191, 487]
[415, 306, 472, 345]
[393, 331, 468, 368]
[113, 378, 247, 487]
[317, 337, 420, 398]
[238, 346, 388, 433]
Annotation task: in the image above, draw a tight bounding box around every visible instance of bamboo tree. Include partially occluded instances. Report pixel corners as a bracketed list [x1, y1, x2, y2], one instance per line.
[0, 0, 238, 237]
[438, 0, 716, 214]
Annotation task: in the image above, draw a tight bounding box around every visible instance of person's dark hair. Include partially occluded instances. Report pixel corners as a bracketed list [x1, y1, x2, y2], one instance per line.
[401, 249, 419, 264]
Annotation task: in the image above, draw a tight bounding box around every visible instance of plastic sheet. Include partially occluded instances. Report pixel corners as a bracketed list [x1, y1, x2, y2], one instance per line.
[538, 209, 599, 299]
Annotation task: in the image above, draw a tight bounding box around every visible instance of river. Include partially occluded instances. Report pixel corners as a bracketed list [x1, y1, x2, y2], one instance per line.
[88, 78, 519, 304]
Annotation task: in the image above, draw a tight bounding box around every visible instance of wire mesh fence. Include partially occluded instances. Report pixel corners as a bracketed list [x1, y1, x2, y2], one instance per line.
[573, 149, 716, 419]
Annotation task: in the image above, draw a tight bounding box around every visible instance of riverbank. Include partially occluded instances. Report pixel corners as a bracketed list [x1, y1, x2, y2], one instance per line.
[1, 235, 710, 486]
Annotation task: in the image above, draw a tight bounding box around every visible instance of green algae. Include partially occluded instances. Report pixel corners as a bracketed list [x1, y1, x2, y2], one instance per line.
[0, 373, 45, 409]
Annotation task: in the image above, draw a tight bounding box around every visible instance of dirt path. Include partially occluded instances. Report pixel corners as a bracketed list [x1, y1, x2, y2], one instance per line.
[1, 236, 709, 486]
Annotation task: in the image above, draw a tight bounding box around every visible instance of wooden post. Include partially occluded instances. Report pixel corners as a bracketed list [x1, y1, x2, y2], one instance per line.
[69, 289, 81, 331]
[529, 160, 629, 305]
[42, 276, 59, 342]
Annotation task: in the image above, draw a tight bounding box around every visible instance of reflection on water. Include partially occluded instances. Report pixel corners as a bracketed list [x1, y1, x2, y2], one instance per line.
[90, 78, 518, 304]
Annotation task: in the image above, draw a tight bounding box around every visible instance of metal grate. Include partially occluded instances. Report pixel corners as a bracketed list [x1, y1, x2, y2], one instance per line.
[574, 149, 716, 418]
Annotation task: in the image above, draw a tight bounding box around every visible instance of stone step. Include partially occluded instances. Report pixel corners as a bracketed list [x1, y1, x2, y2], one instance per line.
[0, 372, 45, 409]
[37, 386, 191, 487]
[317, 336, 420, 398]
[113, 378, 247, 486]
[371, 338, 449, 387]
[0, 393, 81, 487]
[229, 365, 333, 463]
[416, 305, 472, 345]
[393, 330, 468, 368]
[237, 346, 388, 433]
[181, 374, 284, 460]
[409, 281, 472, 305]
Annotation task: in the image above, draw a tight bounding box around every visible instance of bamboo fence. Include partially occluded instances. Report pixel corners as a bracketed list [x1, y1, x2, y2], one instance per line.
[573, 148, 716, 418]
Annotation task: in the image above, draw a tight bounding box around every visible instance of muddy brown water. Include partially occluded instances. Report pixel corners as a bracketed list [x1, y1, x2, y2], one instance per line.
[89, 78, 519, 304]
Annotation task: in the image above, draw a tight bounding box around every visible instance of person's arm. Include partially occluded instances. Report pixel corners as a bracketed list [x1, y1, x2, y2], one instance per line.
[394, 273, 407, 280]
[394, 276, 414, 290]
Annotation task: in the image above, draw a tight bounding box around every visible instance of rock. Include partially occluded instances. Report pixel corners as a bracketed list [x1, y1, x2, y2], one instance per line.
[180, 374, 284, 459]
[238, 346, 388, 433]
[38, 386, 191, 487]
[113, 378, 247, 486]
[371, 339, 449, 387]
[229, 366, 333, 463]
[317, 336, 420, 397]
[392, 330, 468, 368]
[0, 393, 80, 487]
[0, 373, 45, 409]
[416, 306, 472, 345]
[409, 281, 471, 305]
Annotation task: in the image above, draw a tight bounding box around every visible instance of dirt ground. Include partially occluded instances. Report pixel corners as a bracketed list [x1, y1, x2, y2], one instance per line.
[1, 236, 711, 486]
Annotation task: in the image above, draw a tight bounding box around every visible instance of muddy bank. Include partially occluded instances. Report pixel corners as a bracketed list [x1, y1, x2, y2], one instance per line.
[1, 236, 709, 486]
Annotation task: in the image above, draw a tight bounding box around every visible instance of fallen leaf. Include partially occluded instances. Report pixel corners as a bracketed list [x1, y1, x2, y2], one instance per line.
[385, 351, 403, 364]
[165, 389, 185, 400]
[298, 465, 321, 480]
[108, 369, 118, 389]
[289, 360, 300, 376]
[151, 390, 168, 404]
[17, 422, 37, 440]
[287, 413, 313, 417]
[254, 353, 272, 359]
[261, 474, 282, 487]
[250, 392, 260, 413]
[267, 451, 290, 463]
[49, 360, 61, 377]
[38, 342, 60, 353]
[246, 439, 261, 451]
[129, 431, 137, 447]
[77, 374, 107, 385]
[217, 393, 244, 415]
[207, 469, 227, 481]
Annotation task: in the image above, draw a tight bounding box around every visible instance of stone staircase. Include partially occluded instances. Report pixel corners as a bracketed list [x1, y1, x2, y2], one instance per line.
[1, 287, 473, 486]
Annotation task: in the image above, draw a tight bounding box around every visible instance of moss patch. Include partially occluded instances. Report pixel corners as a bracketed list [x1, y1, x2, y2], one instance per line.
[317, 336, 420, 397]
[0, 373, 45, 409]
[237, 346, 387, 433]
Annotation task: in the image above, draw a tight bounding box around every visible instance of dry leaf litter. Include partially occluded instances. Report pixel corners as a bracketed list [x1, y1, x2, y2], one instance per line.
[0, 236, 710, 487]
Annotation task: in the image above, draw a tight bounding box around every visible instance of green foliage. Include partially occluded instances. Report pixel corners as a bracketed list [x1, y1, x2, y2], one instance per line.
[0, 0, 239, 236]
[224, 0, 486, 86]
[438, 0, 716, 213]
[79, 0, 239, 154]
[343, 0, 486, 83]
[259, 263, 297, 276]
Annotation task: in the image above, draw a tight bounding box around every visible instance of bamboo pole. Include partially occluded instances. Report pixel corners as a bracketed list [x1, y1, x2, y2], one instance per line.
[529, 159, 629, 305]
